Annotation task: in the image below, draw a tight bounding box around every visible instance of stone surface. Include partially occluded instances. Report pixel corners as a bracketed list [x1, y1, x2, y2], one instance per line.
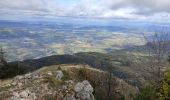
[0, 65, 122, 100]
[74, 80, 94, 100]
[11, 90, 36, 100]
[15, 75, 23, 81]
[0, 64, 138, 100]
[11, 81, 17, 86]
[24, 73, 32, 79]
[83, 81, 93, 93]
[47, 71, 53, 76]
[74, 82, 84, 92]
[18, 82, 23, 88]
[56, 70, 64, 80]
[76, 91, 92, 100]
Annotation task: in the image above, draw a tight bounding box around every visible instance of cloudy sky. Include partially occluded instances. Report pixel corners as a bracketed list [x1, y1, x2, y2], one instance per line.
[0, 0, 170, 22]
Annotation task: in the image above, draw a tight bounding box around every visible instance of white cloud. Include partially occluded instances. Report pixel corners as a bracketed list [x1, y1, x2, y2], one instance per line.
[104, 0, 170, 12]
[0, 0, 170, 22]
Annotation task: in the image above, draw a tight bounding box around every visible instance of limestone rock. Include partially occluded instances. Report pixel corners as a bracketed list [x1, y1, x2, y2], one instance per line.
[0, 66, 96, 100]
[83, 81, 93, 93]
[74, 80, 94, 100]
[76, 91, 93, 100]
[24, 73, 32, 79]
[11, 90, 36, 100]
[56, 70, 64, 80]
[15, 75, 23, 81]
[18, 82, 23, 88]
[74, 82, 84, 92]
[11, 81, 17, 86]
[47, 71, 53, 76]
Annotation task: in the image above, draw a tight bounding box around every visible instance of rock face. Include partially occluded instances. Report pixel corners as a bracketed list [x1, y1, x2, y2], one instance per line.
[11, 90, 36, 100]
[0, 66, 95, 100]
[74, 81, 94, 100]
[56, 70, 64, 80]
[55, 80, 94, 100]
[0, 64, 138, 100]
[63, 80, 94, 100]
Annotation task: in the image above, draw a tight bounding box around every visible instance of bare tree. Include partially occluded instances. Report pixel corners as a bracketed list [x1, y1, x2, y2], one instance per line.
[101, 58, 114, 100]
[143, 30, 170, 81]
[107, 66, 113, 100]
[0, 47, 8, 66]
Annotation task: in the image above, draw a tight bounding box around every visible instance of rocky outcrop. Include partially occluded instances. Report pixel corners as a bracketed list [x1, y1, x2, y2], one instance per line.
[74, 80, 94, 100]
[56, 70, 64, 80]
[0, 64, 138, 100]
[60, 80, 94, 100]
[0, 66, 95, 100]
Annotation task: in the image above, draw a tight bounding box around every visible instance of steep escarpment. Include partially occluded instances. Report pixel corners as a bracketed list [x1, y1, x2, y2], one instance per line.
[0, 64, 138, 100]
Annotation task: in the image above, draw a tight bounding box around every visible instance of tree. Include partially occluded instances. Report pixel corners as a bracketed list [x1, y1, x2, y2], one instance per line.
[143, 30, 170, 81]
[134, 84, 156, 100]
[0, 46, 26, 79]
[101, 58, 114, 100]
[142, 30, 170, 99]
[0, 47, 8, 66]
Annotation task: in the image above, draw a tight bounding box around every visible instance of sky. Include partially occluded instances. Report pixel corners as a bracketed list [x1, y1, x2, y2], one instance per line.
[0, 0, 170, 22]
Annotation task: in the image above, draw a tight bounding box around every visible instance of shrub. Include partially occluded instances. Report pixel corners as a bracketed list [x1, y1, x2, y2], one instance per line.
[61, 70, 70, 81]
[157, 69, 170, 100]
[134, 84, 156, 100]
[0, 63, 26, 79]
[77, 67, 87, 80]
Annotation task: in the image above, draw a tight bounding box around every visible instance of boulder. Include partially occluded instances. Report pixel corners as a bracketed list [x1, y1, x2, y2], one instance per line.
[74, 80, 93, 93]
[74, 82, 84, 92]
[74, 80, 94, 100]
[56, 70, 64, 80]
[76, 91, 92, 100]
[83, 81, 93, 93]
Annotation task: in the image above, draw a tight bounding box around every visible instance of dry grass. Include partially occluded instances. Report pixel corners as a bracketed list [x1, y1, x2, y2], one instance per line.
[0, 78, 12, 87]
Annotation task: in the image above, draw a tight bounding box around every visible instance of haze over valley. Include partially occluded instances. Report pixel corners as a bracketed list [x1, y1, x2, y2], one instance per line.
[1, 19, 169, 61]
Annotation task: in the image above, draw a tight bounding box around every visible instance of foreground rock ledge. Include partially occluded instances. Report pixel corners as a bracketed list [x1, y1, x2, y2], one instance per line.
[0, 64, 138, 100]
